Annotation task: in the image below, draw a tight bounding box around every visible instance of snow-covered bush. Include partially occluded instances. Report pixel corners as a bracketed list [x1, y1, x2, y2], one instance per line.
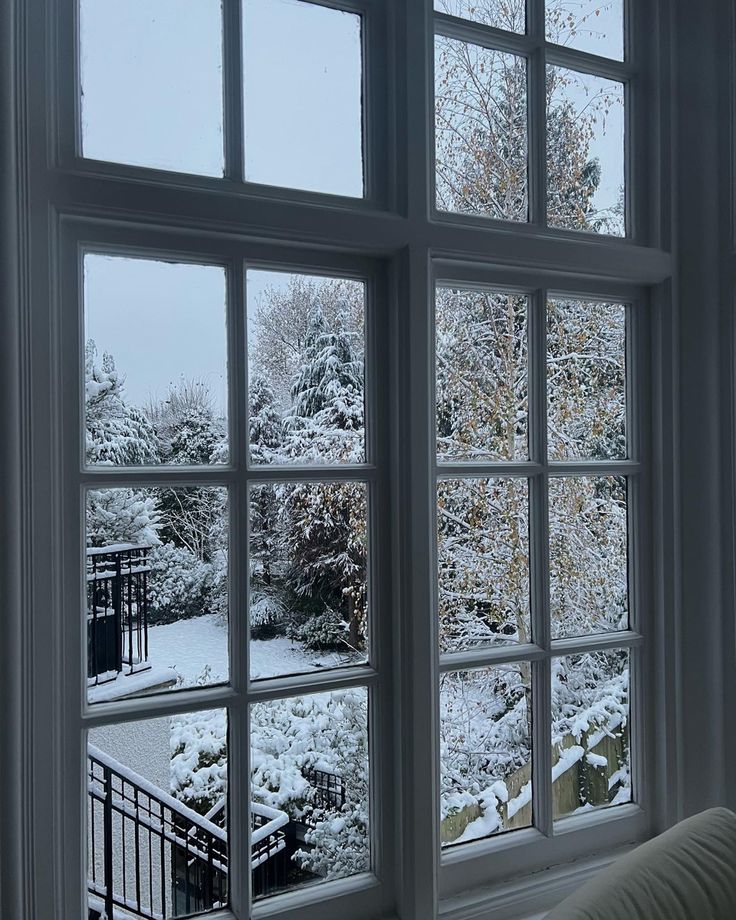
[147, 543, 213, 624]
[170, 708, 228, 815]
[440, 665, 531, 836]
[287, 606, 349, 651]
[251, 689, 370, 880]
[250, 590, 286, 639]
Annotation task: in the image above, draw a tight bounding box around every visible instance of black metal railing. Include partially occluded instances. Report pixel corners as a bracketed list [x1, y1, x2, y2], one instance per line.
[87, 745, 228, 920]
[304, 767, 346, 812]
[87, 544, 152, 685]
[251, 803, 290, 898]
[87, 748, 293, 917]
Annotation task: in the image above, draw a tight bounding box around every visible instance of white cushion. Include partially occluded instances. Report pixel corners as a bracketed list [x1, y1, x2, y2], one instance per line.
[545, 808, 736, 919]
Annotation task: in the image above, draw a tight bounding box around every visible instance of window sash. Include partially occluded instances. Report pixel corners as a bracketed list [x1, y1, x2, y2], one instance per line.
[57, 220, 396, 920]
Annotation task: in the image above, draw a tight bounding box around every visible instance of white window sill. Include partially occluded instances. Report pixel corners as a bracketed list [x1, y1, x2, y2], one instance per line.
[438, 843, 637, 920]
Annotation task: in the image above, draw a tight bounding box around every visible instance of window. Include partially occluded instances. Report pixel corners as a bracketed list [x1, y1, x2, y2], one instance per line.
[9, 0, 674, 918]
[435, 282, 637, 853]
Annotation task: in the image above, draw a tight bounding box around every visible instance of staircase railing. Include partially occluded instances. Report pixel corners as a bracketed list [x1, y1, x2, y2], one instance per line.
[87, 748, 295, 918]
[87, 744, 227, 920]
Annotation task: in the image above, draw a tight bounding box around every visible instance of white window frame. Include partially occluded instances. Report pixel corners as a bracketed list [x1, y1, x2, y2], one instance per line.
[3, 0, 699, 919]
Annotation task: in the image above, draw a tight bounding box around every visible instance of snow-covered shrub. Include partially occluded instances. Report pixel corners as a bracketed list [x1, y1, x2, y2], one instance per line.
[147, 543, 213, 624]
[439, 664, 531, 839]
[287, 606, 349, 651]
[207, 548, 229, 623]
[251, 689, 370, 880]
[250, 590, 286, 639]
[170, 708, 227, 815]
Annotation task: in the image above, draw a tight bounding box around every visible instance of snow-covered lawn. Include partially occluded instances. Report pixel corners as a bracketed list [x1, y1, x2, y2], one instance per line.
[147, 614, 361, 686]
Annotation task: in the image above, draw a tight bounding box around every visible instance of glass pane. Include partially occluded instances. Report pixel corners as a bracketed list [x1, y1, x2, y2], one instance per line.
[546, 0, 624, 61]
[435, 37, 528, 221]
[86, 487, 228, 702]
[243, 0, 364, 197]
[437, 478, 530, 652]
[436, 286, 528, 462]
[251, 688, 369, 898]
[434, 0, 525, 33]
[88, 709, 228, 917]
[547, 67, 625, 235]
[84, 254, 228, 467]
[440, 664, 532, 847]
[547, 299, 626, 460]
[249, 481, 368, 679]
[552, 649, 630, 820]
[80, 0, 224, 175]
[246, 270, 365, 465]
[548, 476, 628, 639]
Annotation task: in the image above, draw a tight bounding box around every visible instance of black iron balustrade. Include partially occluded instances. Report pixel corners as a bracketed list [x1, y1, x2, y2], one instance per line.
[87, 544, 152, 685]
[251, 803, 290, 898]
[303, 767, 346, 821]
[87, 748, 294, 917]
[87, 744, 228, 920]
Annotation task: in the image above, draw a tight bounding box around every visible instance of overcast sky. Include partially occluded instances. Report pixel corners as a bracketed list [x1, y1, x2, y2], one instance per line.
[80, 0, 622, 412]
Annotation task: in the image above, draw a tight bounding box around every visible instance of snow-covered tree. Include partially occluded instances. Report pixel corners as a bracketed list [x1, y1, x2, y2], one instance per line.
[85, 340, 159, 467]
[280, 481, 367, 652]
[85, 341, 160, 548]
[285, 306, 364, 464]
[268, 305, 368, 650]
[249, 376, 286, 636]
[547, 299, 626, 460]
[250, 274, 363, 412]
[433, 0, 629, 842]
[145, 380, 229, 621]
[86, 488, 159, 547]
[437, 478, 529, 650]
[548, 475, 628, 638]
[147, 543, 213, 624]
[435, 0, 624, 233]
[249, 373, 284, 459]
[436, 288, 527, 461]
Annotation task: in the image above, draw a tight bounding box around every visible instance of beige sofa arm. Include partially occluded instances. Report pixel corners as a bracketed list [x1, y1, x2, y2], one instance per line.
[545, 808, 736, 919]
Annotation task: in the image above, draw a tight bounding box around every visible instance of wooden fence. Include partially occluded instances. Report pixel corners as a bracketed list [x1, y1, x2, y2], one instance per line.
[441, 727, 627, 845]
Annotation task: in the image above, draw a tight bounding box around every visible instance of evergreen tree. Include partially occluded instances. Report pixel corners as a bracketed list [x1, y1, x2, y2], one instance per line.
[249, 376, 286, 635]
[149, 380, 226, 561]
[85, 341, 159, 547]
[281, 306, 367, 650]
[85, 340, 159, 467]
[86, 488, 159, 548]
[249, 373, 284, 459]
[286, 307, 364, 462]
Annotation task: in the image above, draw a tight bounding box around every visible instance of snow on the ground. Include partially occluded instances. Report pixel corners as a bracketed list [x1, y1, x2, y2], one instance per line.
[148, 614, 229, 685]
[147, 614, 361, 687]
[250, 635, 360, 680]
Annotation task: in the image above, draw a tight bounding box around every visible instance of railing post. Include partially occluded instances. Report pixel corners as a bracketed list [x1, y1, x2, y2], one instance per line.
[204, 837, 214, 909]
[142, 553, 149, 663]
[89, 554, 98, 683]
[113, 553, 123, 673]
[126, 550, 134, 672]
[102, 764, 115, 920]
